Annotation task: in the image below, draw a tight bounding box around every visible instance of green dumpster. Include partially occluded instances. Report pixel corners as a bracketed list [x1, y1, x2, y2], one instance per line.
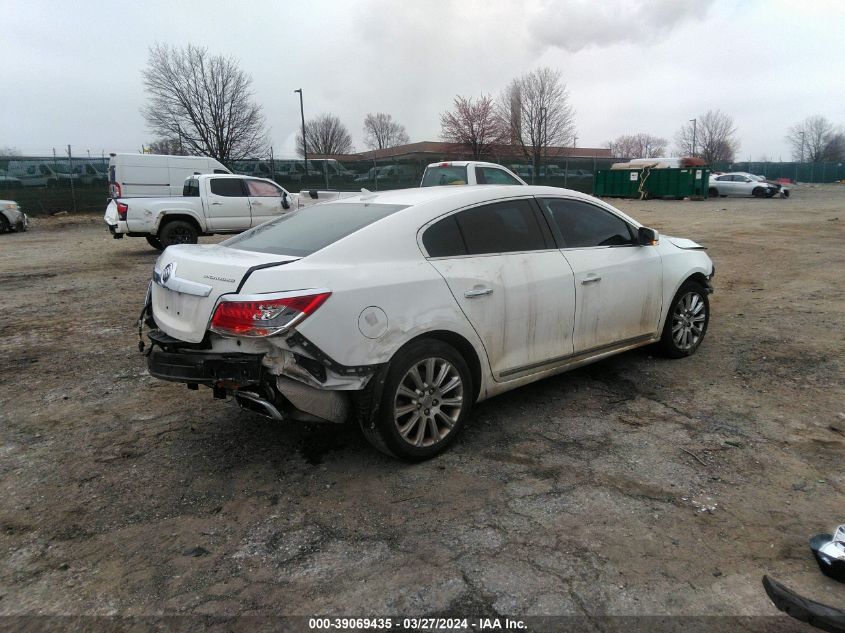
[594, 167, 710, 199]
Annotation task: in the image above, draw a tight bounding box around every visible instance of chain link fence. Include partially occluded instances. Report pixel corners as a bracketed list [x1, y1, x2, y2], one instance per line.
[3, 153, 843, 216]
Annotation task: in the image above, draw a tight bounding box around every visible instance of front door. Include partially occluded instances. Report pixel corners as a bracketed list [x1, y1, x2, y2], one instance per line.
[245, 178, 289, 226]
[537, 197, 663, 354]
[204, 177, 252, 231]
[424, 198, 576, 380]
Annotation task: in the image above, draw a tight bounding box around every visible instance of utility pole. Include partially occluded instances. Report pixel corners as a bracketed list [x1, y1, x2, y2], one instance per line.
[270, 146, 275, 181]
[689, 118, 697, 157]
[573, 135, 578, 149]
[799, 131, 805, 163]
[294, 89, 308, 177]
[67, 145, 77, 213]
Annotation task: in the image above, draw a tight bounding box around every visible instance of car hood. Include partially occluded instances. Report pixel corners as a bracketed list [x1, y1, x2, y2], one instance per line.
[665, 236, 706, 250]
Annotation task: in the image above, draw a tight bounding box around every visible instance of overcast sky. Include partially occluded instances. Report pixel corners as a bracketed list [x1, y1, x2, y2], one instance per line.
[2, 0, 843, 160]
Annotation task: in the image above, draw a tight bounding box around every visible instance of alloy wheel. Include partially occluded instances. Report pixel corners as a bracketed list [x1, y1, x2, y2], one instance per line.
[393, 357, 464, 447]
[672, 291, 707, 350]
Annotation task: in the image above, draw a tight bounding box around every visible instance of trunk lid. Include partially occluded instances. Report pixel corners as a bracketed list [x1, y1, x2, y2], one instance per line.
[151, 244, 297, 342]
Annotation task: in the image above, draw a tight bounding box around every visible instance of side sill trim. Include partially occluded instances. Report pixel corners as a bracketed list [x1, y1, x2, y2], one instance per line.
[499, 334, 657, 379]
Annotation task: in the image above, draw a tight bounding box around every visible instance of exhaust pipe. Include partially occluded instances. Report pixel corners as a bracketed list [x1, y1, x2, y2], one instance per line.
[235, 391, 284, 421]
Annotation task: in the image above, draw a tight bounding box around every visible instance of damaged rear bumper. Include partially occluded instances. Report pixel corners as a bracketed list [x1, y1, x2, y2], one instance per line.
[144, 333, 378, 425]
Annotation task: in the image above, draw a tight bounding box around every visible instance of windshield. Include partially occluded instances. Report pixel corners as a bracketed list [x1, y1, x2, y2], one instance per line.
[222, 202, 408, 257]
[421, 166, 468, 187]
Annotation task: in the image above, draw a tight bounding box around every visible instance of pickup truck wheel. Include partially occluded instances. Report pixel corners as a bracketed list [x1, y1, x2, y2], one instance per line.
[159, 220, 198, 247]
[359, 340, 472, 461]
[659, 281, 709, 359]
[145, 236, 164, 250]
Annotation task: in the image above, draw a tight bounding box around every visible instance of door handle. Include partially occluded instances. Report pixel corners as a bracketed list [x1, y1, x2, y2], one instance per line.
[464, 287, 493, 298]
[211, 201, 222, 205]
[581, 276, 602, 285]
[251, 201, 263, 206]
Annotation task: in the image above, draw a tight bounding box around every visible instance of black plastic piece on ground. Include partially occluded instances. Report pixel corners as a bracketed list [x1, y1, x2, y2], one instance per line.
[811, 533, 845, 582]
[762, 575, 845, 633]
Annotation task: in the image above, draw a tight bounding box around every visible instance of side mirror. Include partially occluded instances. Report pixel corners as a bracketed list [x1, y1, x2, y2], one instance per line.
[638, 226, 659, 245]
[281, 191, 290, 210]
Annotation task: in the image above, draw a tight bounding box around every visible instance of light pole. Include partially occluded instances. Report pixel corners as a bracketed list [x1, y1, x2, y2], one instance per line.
[799, 131, 805, 163]
[294, 88, 308, 177]
[689, 118, 697, 157]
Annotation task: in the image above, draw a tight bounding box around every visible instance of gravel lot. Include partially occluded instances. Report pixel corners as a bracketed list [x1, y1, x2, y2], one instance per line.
[1, 186, 843, 623]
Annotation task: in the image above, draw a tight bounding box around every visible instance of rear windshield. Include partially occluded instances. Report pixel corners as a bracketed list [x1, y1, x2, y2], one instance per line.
[222, 202, 408, 257]
[421, 166, 468, 187]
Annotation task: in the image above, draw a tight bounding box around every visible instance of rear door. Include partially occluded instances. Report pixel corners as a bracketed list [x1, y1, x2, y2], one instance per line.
[537, 197, 662, 354]
[245, 178, 288, 226]
[204, 177, 252, 231]
[424, 198, 576, 380]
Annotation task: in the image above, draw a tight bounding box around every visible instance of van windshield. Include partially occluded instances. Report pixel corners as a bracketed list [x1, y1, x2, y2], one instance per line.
[222, 202, 408, 257]
[421, 166, 467, 187]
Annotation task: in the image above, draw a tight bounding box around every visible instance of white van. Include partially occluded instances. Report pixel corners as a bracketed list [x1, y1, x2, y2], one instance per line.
[107, 153, 231, 198]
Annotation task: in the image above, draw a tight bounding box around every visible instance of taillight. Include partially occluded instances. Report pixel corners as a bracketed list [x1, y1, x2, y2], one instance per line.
[116, 202, 129, 221]
[209, 291, 331, 337]
[110, 183, 121, 198]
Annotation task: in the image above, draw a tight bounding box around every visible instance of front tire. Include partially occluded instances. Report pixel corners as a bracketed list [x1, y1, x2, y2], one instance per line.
[359, 340, 472, 461]
[159, 220, 198, 247]
[0, 215, 10, 233]
[659, 281, 710, 358]
[708, 187, 719, 198]
[752, 187, 766, 198]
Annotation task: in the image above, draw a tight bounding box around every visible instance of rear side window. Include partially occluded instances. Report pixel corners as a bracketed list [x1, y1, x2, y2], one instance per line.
[183, 179, 200, 197]
[540, 198, 635, 248]
[476, 166, 522, 185]
[423, 215, 466, 257]
[421, 166, 468, 187]
[455, 199, 547, 255]
[223, 203, 408, 257]
[246, 179, 282, 197]
[210, 178, 246, 196]
[213, 169, 229, 174]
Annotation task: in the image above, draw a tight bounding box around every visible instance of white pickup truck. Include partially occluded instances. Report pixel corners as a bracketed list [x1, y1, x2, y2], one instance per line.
[105, 174, 351, 250]
[420, 161, 526, 187]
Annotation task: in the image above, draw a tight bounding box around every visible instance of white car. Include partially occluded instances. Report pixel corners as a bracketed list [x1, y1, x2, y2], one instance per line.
[420, 161, 526, 186]
[0, 199, 28, 232]
[708, 172, 779, 198]
[143, 186, 714, 460]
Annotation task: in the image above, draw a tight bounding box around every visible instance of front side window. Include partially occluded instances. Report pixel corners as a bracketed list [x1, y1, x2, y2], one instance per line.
[454, 199, 547, 255]
[540, 198, 635, 248]
[421, 165, 468, 187]
[476, 166, 522, 185]
[223, 202, 408, 257]
[246, 179, 283, 197]
[210, 178, 246, 197]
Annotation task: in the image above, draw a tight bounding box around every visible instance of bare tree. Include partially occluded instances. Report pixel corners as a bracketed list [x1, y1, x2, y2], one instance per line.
[363, 113, 409, 150]
[297, 113, 353, 157]
[142, 43, 268, 165]
[146, 138, 187, 155]
[605, 133, 667, 159]
[785, 115, 845, 162]
[496, 67, 576, 178]
[675, 110, 739, 163]
[439, 95, 504, 159]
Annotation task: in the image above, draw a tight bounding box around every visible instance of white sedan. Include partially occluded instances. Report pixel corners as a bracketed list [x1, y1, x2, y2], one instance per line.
[708, 172, 779, 198]
[142, 186, 714, 460]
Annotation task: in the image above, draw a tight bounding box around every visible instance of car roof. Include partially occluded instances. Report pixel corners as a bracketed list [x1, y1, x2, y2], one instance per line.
[331, 184, 605, 208]
[425, 161, 504, 168]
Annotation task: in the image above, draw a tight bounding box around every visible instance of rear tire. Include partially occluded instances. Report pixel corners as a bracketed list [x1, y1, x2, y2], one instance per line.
[358, 339, 473, 461]
[145, 235, 164, 250]
[659, 281, 710, 358]
[159, 220, 198, 248]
